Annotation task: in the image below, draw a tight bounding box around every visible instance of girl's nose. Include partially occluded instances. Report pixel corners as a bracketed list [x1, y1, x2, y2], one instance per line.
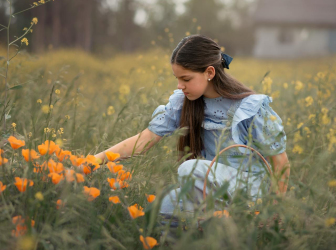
[177, 81, 185, 90]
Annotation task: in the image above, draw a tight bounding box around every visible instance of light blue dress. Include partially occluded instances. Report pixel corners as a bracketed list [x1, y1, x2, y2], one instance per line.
[147, 89, 287, 215]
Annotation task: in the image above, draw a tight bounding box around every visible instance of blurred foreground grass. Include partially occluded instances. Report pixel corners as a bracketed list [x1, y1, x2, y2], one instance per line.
[1, 46, 336, 249]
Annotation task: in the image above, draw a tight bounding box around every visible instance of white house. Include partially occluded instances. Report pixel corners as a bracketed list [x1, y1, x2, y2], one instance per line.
[252, 0, 336, 59]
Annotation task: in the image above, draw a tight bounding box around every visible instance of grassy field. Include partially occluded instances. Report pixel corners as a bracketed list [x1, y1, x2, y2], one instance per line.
[1, 45, 336, 249]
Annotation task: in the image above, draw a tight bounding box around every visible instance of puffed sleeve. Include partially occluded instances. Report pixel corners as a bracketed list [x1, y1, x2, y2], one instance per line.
[147, 89, 184, 137]
[231, 94, 287, 156]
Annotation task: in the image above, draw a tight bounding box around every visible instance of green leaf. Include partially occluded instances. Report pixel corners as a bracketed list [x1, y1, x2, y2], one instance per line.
[9, 84, 23, 90]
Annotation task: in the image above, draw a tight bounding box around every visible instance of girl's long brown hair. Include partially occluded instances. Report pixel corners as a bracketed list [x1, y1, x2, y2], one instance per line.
[171, 35, 255, 160]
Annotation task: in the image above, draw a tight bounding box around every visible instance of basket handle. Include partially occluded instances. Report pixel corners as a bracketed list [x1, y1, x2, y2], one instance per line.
[202, 144, 272, 200]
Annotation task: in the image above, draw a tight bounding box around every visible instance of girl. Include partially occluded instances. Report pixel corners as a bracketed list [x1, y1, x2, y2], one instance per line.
[94, 35, 290, 215]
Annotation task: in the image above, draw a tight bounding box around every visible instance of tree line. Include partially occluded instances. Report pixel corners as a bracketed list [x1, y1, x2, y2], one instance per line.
[0, 0, 259, 56]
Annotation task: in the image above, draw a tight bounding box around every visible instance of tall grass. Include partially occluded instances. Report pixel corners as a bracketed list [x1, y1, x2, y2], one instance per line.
[1, 1, 336, 249]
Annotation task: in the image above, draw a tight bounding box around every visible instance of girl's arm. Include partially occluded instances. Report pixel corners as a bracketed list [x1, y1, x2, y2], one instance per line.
[94, 128, 162, 164]
[267, 151, 290, 195]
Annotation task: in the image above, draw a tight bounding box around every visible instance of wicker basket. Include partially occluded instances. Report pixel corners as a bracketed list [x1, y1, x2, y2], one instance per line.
[202, 144, 272, 201]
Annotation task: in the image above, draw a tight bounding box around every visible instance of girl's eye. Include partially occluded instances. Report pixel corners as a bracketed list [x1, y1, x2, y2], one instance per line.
[183, 79, 190, 82]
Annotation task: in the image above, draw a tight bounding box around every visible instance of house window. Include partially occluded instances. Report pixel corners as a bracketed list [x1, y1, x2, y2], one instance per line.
[278, 28, 295, 44]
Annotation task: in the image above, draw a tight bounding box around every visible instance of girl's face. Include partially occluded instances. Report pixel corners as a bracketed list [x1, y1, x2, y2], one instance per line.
[171, 63, 218, 100]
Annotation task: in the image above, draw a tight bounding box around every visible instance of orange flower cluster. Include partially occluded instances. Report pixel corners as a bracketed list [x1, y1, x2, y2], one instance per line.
[11, 216, 35, 237]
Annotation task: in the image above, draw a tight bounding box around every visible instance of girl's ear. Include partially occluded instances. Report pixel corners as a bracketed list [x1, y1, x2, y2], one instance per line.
[205, 66, 216, 79]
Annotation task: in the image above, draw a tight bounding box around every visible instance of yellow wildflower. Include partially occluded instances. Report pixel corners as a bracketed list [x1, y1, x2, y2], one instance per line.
[49, 105, 53, 109]
[107, 106, 115, 115]
[23, 27, 27, 31]
[33, 2, 38, 6]
[185, 31, 191, 36]
[325, 218, 335, 227]
[21, 38, 28, 46]
[119, 85, 130, 95]
[197, 26, 202, 31]
[41, 105, 49, 114]
[256, 198, 262, 205]
[65, 115, 70, 120]
[11, 123, 16, 128]
[37, 99, 42, 104]
[292, 145, 303, 154]
[55, 89, 60, 94]
[328, 180, 336, 187]
[283, 83, 288, 89]
[32, 18, 38, 25]
[305, 96, 313, 107]
[295, 80, 304, 91]
[35, 192, 44, 201]
[297, 123, 304, 129]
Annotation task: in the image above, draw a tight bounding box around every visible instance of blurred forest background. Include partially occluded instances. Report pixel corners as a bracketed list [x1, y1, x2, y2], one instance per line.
[0, 0, 257, 57]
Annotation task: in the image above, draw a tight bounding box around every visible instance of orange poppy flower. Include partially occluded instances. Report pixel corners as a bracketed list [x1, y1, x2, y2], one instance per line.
[105, 151, 120, 161]
[106, 162, 123, 173]
[76, 173, 85, 183]
[56, 149, 72, 162]
[254, 211, 260, 215]
[48, 173, 64, 184]
[146, 194, 156, 203]
[83, 186, 100, 201]
[118, 171, 132, 181]
[0, 181, 6, 193]
[11, 216, 35, 237]
[139, 235, 158, 249]
[85, 155, 100, 171]
[128, 204, 145, 219]
[38, 140, 60, 155]
[70, 155, 85, 167]
[109, 196, 121, 204]
[0, 150, 8, 165]
[8, 136, 25, 149]
[56, 199, 64, 209]
[14, 177, 34, 192]
[48, 160, 64, 174]
[22, 149, 40, 162]
[82, 164, 92, 175]
[213, 210, 229, 218]
[107, 178, 128, 190]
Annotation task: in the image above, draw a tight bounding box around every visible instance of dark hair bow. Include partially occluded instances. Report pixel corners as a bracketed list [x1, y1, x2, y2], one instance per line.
[221, 52, 233, 69]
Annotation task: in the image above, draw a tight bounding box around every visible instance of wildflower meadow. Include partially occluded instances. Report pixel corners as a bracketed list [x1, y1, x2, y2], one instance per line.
[1, 1, 336, 249]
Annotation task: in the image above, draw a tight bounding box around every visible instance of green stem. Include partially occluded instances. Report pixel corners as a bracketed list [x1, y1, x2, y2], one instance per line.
[9, 23, 33, 46]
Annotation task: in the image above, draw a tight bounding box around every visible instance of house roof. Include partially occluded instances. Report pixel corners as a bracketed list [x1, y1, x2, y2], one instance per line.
[253, 0, 336, 27]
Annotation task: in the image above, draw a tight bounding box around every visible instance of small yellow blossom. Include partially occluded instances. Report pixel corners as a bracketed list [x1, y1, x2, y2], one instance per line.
[107, 106, 115, 116]
[290, 186, 295, 191]
[197, 26, 202, 31]
[119, 85, 130, 95]
[305, 96, 313, 107]
[286, 118, 291, 126]
[185, 31, 191, 36]
[49, 105, 53, 109]
[55, 138, 63, 147]
[33, 2, 38, 6]
[256, 198, 262, 205]
[41, 105, 49, 114]
[325, 218, 335, 227]
[292, 145, 303, 154]
[21, 38, 28, 46]
[55, 89, 60, 94]
[23, 27, 27, 31]
[297, 123, 304, 129]
[28, 132, 32, 138]
[164, 28, 169, 33]
[295, 80, 304, 91]
[11, 123, 16, 128]
[328, 180, 336, 187]
[283, 83, 288, 89]
[35, 192, 44, 201]
[37, 99, 42, 104]
[308, 114, 316, 120]
[65, 115, 70, 120]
